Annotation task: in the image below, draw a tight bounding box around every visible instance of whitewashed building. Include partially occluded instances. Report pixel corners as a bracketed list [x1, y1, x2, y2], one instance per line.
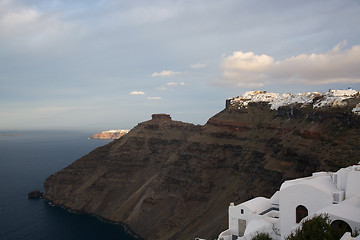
[218, 164, 360, 240]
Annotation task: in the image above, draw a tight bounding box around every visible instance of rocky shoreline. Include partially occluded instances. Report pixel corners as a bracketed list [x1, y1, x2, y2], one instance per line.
[46, 199, 144, 239]
[27, 189, 143, 239]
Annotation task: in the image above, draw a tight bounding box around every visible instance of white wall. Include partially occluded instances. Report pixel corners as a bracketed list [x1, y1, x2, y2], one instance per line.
[336, 168, 350, 191]
[229, 205, 250, 236]
[279, 184, 333, 239]
[346, 171, 360, 198]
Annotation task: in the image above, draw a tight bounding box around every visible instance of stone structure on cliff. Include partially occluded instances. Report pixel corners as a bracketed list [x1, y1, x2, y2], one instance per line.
[43, 90, 360, 240]
[151, 113, 172, 121]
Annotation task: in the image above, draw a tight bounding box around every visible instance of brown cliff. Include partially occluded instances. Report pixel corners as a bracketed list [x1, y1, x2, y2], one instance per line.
[44, 95, 360, 239]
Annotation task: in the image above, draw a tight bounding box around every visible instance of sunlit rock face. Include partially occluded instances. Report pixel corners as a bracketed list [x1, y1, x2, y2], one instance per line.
[89, 130, 129, 139]
[44, 90, 360, 240]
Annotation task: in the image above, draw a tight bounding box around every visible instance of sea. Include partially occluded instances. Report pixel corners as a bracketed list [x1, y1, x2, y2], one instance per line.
[0, 131, 137, 240]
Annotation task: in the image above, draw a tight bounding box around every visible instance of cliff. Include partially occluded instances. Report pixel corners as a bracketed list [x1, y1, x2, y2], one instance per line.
[89, 130, 129, 139]
[43, 90, 360, 240]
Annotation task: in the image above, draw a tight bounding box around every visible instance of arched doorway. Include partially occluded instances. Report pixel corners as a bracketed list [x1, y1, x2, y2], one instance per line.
[296, 205, 308, 223]
[331, 220, 352, 238]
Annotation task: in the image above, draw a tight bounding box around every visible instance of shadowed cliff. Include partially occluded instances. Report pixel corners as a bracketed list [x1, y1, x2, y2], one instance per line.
[44, 95, 360, 239]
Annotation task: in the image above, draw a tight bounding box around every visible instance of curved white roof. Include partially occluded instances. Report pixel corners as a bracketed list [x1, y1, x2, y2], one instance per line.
[280, 174, 338, 195]
[240, 197, 271, 213]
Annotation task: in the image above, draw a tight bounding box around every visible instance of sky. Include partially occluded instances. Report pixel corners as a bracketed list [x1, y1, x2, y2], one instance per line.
[1, 0, 360, 132]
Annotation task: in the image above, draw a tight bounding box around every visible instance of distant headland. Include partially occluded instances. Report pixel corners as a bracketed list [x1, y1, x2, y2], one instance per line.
[88, 130, 129, 140]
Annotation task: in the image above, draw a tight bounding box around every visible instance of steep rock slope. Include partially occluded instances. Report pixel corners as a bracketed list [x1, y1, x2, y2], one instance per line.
[44, 93, 360, 239]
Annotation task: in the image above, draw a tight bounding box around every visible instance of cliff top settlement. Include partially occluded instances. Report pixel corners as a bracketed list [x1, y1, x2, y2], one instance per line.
[227, 89, 360, 114]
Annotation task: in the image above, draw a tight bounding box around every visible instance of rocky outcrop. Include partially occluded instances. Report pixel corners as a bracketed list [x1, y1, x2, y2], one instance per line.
[44, 90, 360, 240]
[89, 130, 129, 140]
[28, 190, 42, 199]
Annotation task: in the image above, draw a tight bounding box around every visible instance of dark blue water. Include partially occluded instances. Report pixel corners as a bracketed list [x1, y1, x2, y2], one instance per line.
[0, 131, 137, 240]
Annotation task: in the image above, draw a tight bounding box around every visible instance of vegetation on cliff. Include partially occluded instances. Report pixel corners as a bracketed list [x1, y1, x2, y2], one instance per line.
[286, 214, 356, 240]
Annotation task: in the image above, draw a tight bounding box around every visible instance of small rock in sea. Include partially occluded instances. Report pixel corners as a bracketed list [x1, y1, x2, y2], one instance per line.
[28, 190, 42, 199]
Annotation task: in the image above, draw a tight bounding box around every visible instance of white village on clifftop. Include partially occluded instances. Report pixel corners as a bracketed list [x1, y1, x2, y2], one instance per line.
[227, 88, 360, 114]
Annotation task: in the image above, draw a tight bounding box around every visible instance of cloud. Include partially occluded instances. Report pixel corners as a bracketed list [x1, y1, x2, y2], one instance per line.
[0, 4, 40, 38]
[221, 51, 274, 71]
[190, 63, 207, 69]
[0, 1, 78, 48]
[151, 70, 181, 77]
[219, 41, 360, 87]
[116, 4, 177, 26]
[147, 97, 162, 100]
[166, 82, 178, 86]
[35, 106, 96, 112]
[0, 7, 39, 30]
[130, 91, 145, 95]
[165, 82, 185, 87]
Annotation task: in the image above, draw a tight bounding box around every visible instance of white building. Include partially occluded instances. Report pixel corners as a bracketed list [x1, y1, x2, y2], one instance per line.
[218, 164, 360, 240]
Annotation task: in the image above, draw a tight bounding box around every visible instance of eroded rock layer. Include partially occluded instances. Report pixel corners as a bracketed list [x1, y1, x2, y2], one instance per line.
[44, 94, 360, 240]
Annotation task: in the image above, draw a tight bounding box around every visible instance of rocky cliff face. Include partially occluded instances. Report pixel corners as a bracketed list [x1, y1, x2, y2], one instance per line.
[89, 130, 129, 139]
[44, 92, 360, 240]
